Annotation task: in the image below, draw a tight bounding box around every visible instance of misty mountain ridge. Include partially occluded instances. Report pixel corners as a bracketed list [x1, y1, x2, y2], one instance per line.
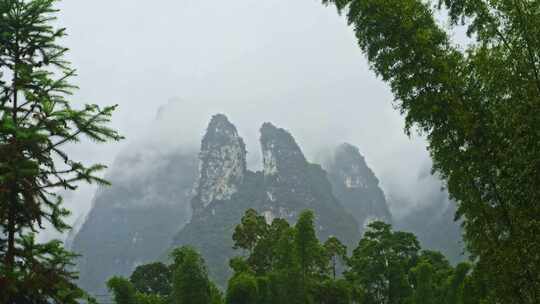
[70, 113, 463, 293]
[325, 143, 392, 230]
[173, 115, 362, 285]
[71, 148, 199, 293]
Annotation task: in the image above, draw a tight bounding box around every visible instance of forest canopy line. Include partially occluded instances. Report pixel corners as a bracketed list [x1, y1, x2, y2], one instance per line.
[108, 209, 477, 304]
[321, 0, 540, 303]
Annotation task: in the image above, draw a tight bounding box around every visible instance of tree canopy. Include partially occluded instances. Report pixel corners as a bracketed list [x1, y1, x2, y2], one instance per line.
[115, 209, 480, 304]
[322, 0, 540, 302]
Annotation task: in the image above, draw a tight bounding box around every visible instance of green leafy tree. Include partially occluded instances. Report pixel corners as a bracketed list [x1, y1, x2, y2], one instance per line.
[411, 262, 435, 304]
[135, 292, 167, 304]
[255, 276, 272, 304]
[210, 281, 225, 304]
[346, 221, 419, 304]
[108, 276, 167, 304]
[171, 246, 212, 304]
[322, 0, 540, 302]
[295, 209, 324, 302]
[109, 250, 217, 304]
[444, 262, 470, 304]
[269, 227, 303, 304]
[312, 279, 352, 304]
[130, 262, 172, 297]
[249, 218, 289, 275]
[228, 212, 301, 304]
[107, 276, 139, 304]
[416, 251, 454, 303]
[226, 273, 259, 304]
[232, 208, 268, 254]
[117, 210, 470, 304]
[323, 236, 347, 279]
[0, 1, 122, 303]
[229, 256, 252, 275]
[225, 210, 466, 304]
[461, 266, 490, 304]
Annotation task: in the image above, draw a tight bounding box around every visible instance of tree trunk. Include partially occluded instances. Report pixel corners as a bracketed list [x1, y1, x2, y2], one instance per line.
[6, 52, 19, 276]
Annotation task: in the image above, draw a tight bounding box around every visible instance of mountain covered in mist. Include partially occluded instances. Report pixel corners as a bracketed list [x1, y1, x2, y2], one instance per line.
[70, 113, 463, 294]
[70, 150, 198, 294]
[394, 195, 465, 264]
[325, 143, 392, 231]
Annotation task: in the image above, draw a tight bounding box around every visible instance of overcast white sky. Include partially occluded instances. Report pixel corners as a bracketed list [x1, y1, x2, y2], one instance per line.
[48, 0, 453, 233]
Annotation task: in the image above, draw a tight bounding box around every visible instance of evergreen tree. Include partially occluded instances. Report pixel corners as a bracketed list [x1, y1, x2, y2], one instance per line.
[0, 1, 122, 303]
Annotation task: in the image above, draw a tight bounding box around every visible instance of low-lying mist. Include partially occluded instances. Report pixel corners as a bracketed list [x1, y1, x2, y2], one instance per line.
[40, 0, 453, 242]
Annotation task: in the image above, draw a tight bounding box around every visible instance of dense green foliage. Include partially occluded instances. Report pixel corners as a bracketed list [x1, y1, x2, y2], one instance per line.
[108, 246, 223, 304]
[130, 262, 172, 297]
[346, 221, 419, 303]
[229, 210, 476, 304]
[107, 277, 140, 304]
[323, 236, 347, 280]
[225, 273, 259, 304]
[116, 209, 478, 304]
[322, 0, 540, 302]
[0, 0, 121, 303]
[170, 247, 213, 304]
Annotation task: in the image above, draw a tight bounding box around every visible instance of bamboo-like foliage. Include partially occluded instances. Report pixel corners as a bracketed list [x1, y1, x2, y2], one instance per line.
[322, 0, 540, 302]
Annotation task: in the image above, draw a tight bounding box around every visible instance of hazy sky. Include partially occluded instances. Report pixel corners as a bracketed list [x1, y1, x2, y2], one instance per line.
[49, 0, 452, 234]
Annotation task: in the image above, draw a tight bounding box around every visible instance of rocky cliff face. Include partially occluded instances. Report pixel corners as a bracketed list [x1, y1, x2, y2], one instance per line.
[259, 123, 359, 244]
[260, 122, 308, 218]
[70, 150, 198, 294]
[172, 118, 359, 286]
[260, 122, 307, 178]
[192, 114, 247, 211]
[172, 115, 256, 285]
[325, 143, 392, 232]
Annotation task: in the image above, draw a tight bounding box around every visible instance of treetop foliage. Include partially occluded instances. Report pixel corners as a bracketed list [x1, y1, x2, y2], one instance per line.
[111, 209, 479, 304]
[322, 0, 540, 302]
